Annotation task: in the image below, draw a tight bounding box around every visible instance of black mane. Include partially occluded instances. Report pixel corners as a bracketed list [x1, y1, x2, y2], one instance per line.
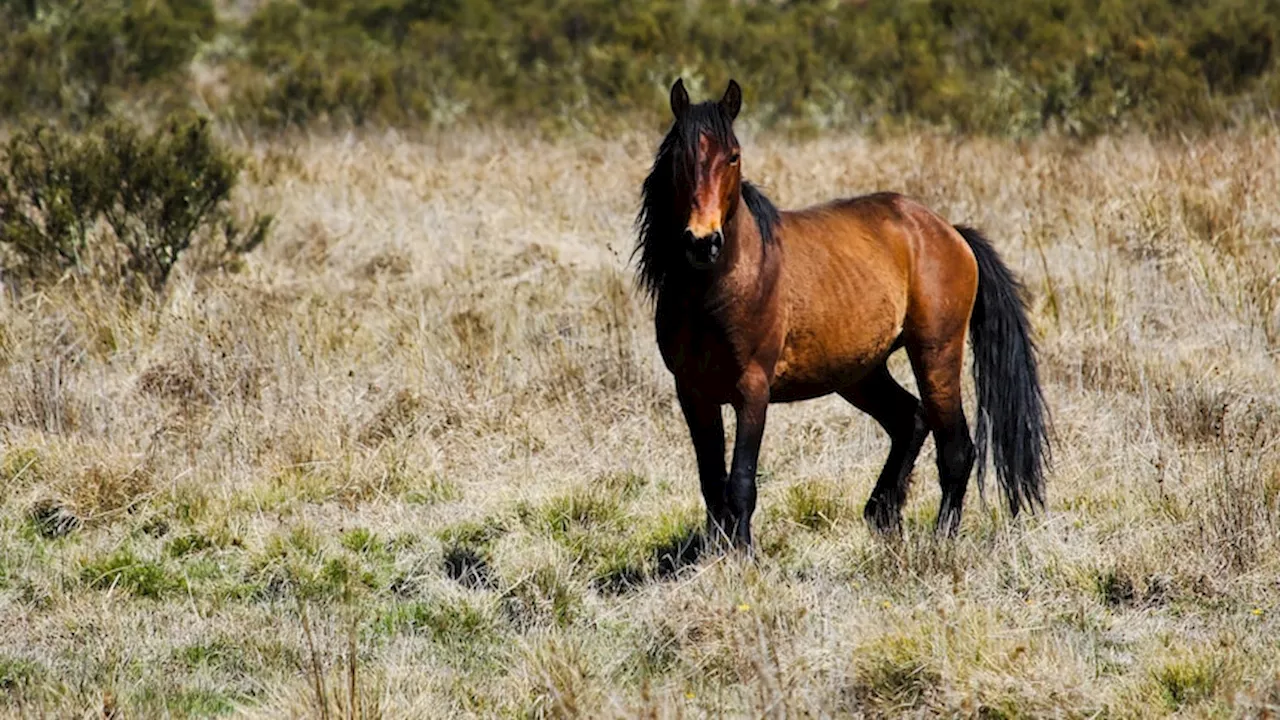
[634, 102, 780, 300]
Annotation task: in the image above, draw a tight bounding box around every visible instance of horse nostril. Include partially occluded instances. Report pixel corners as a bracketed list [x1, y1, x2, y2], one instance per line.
[711, 230, 724, 249]
[683, 229, 696, 246]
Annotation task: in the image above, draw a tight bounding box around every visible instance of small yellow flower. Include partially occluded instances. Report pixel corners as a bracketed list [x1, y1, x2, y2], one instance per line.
[881, 600, 892, 609]
[685, 691, 696, 700]
[736, 603, 751, 613]
[1252, 607, 1264, 616]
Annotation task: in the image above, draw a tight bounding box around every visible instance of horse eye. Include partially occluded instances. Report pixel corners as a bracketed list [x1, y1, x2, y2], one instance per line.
[728, 153, 741, 164]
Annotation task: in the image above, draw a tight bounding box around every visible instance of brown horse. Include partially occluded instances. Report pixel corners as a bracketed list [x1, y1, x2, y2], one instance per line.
[635, 79, 1051, 549]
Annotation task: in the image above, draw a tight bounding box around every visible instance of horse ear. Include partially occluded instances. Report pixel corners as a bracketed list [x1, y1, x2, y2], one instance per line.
[720, 79, 742, 120]
[670, 78, 689, 118]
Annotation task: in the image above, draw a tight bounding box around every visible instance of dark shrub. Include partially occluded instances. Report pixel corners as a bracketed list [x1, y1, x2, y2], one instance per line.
[97, 117, 270, 293]
[0, 126, 110, 278]
[0, 116, 269, 293]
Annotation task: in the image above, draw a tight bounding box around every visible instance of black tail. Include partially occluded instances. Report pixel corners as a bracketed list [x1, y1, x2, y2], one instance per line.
[956, 225, 1051, 516]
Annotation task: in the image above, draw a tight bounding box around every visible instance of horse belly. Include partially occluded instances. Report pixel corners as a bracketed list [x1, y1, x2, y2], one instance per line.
[769, 305, 903, 402]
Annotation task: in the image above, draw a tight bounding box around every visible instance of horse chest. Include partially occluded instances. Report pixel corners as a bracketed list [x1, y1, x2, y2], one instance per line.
[655, 313, 754, 400]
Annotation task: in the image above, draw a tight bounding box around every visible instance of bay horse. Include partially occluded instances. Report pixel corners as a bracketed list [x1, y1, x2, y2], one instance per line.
[635, 79, 1051, 550]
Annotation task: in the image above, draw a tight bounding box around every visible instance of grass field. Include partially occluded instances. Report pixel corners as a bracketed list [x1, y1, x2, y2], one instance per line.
[2, 126, 1279, 717]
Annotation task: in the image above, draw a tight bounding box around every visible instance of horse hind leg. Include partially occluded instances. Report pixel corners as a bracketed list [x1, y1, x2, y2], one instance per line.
[840, 363, 929, 534]
[906, 335, 977, 536]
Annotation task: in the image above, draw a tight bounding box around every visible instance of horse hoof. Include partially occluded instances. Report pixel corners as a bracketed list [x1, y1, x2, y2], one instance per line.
[934, 515, 961, 539]
[864, 502, 902, 536]
[728, 540, 756, 563]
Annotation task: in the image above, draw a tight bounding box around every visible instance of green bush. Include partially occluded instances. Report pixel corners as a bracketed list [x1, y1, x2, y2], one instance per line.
[0, 116, 270, 293]
[0, 0, 217, 121]
[96, 117, 270, 292]
[0, 126, 109, 277]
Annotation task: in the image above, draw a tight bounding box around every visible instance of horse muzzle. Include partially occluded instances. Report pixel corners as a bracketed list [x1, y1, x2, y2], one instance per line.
[684, 229, 724, 269]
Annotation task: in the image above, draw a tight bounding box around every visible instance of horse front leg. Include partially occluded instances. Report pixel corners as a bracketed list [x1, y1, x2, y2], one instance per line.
[727, 368, 770, 551]
[677, 384, 729, 545]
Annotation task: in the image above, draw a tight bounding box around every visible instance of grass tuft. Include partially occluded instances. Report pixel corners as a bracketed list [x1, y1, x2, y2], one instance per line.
[781, 480, 853, 532]
[79, 547, 180, 599]
[851, 634, 943, 712]
[1152, 655, 1224, 711]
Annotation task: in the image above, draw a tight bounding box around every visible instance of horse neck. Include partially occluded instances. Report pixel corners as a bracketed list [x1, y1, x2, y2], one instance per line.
[718, 199, 768, 290]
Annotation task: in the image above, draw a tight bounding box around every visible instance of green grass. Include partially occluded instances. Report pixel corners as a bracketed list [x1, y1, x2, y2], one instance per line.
[79, 547, 181, 599]
[376, 597, 494, 645]
[780, 479, 855, 533]
[0, 654, 45, 696]
[1152, 655, 1226, 712]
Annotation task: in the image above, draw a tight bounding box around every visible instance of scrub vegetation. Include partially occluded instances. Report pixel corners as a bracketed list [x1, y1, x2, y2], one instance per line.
[3, 0, 1280, 134]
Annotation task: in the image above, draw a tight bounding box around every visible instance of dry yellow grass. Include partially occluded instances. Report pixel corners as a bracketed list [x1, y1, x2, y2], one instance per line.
[1, 126, 1279, 718]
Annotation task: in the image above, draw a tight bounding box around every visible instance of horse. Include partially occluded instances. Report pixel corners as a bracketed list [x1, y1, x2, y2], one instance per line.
[634, 78, 1051, 550]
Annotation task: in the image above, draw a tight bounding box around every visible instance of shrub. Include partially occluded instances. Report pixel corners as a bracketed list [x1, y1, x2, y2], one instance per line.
[0, 115, 270, 293]
[95, 117, 270, 292]
[0, 125, 108, 277]
[4, 0, 1280, 134]
[0, 0, 217, 121]
[222, 0, 1280, 135]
